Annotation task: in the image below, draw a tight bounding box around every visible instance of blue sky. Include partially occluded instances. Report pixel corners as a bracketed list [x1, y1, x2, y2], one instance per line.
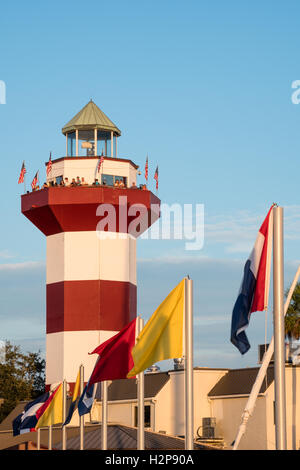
[1, 1, 300, 369]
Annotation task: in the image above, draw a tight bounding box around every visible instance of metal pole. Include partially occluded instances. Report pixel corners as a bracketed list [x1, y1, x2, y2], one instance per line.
[102, 381, 108, 450]
[137, 317, 145, 450]
[79, 364, 84, 450]
[48, 425, 52, 450]
[273, 206, 287, 450]
[185, 278, 194, 450]
[37, 428, 41, 450]
[111, 131, 113, 158]
[62, 379, 67, 450]
[94, 128, 97, 156]
[232, 264, 300, 450]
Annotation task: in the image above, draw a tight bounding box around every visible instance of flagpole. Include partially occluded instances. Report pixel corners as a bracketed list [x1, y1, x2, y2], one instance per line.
[62, 379, 67, 450]
[273, 206, 287, 450]
[48, 425, 52, 450]
[102, 381, 108, 450]
[184, 277, 194, 450]
[37, 428, 41, 450]
[232, 263, 300, 450]
[79, 364, 84, 450]
[137, 316, 145, 450]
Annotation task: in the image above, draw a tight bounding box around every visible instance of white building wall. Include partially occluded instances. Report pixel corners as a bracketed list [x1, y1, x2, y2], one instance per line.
[211, 395, 268, 449]
[211, 367, 300, 450]
[47, 158, 137, 186]
[153, 369, 228, 438]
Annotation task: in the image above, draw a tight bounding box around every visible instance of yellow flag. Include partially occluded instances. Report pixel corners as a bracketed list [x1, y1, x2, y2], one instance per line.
[72, 370, 80, 402]
[36, 383, 63, 429]
[127, 279, 185, 378]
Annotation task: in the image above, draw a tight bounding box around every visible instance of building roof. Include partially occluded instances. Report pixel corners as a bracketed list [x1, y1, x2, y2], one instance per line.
[0, 424, 214, 450]
[62, 100, 121, 136]
[208, 366, 275, 397]
[0, 401, 28, 432]
[54, 424, 213, 451]
[95, 372, 170, 401]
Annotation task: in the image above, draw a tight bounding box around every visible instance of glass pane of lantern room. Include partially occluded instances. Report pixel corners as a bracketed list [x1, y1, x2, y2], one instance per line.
[97, 130, 111, 157]
[78, 130, 95, 156]
[67, 132, 76, 156]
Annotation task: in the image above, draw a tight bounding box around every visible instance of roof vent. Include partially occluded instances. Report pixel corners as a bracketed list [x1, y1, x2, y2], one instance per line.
[174, 358, 184, 370]
[146, 364, 160, 373]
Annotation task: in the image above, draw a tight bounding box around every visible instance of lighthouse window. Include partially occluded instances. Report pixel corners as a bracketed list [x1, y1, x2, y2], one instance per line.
[101, 174, 114, 186]
[101, 174, 127, 188]
[67, 132, 76, 156]
[56, 176, 63, 185]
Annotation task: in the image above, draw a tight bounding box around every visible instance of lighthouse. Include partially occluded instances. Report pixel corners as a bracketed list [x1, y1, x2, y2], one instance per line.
[21, 101, 160, 391]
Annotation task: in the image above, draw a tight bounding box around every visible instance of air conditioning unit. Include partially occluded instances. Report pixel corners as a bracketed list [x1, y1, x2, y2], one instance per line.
[202, 417, 216, 438]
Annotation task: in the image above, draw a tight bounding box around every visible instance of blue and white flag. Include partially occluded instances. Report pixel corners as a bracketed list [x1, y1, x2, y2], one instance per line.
[12, 392, 50, 436]
[77, 382, 97, 416]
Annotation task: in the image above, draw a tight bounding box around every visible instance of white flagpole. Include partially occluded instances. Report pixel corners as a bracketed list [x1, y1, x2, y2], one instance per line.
[79, 364, 84, 450]
[232, 264, 300, 450]
[37, 428, 41, 450]
[62, 379, 67, 450]
[185, 277, 194, 450]
[48, 425, 52, 450]
[273, 206, 287, 450]
[137, 316, 145, 450]
[102, 381, 108, 450]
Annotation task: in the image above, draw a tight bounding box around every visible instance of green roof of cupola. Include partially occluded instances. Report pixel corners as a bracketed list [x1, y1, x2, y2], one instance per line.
[62, 100, 121, 136]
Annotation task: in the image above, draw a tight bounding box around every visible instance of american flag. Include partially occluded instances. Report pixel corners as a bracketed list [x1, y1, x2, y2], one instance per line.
[46, 152, 52, 176]
[154, 165, 158, 190]
[145, 156, 148, 181]
[97, 156, 104, 173]
[31, 171, 39, 190]
[18, 161, 26, 184]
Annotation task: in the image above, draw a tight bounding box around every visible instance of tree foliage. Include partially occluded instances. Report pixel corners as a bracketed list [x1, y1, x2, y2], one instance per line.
[0, 342, 45, 423]
[285, 282, 300, 341]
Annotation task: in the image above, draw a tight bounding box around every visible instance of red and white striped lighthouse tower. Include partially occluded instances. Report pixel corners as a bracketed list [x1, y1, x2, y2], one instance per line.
[21, 101, 160, 391]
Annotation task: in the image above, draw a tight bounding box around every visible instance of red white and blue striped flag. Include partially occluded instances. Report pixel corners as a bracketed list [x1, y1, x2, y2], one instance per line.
[31, 171, 39, 190]
[97, 156, 104, 173]
[18, 161, 26, 184]
[145, 156, 148, 181]
[46, 152, 52, 176]
[154, 165, 158, 190]
[230, 205, 274, 354]
[12, 392, 50, 436]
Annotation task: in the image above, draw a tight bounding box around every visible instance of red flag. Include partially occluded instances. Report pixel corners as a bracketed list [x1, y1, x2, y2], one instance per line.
[88, 318, 137, 385]
[154, 165, 158, 190]
[31, 171, 39, 190]
[46, 152, 52, 176]
[145, 156, 148, 181]
[18, 161, 26, 184]
[97, 156, 104, 173]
